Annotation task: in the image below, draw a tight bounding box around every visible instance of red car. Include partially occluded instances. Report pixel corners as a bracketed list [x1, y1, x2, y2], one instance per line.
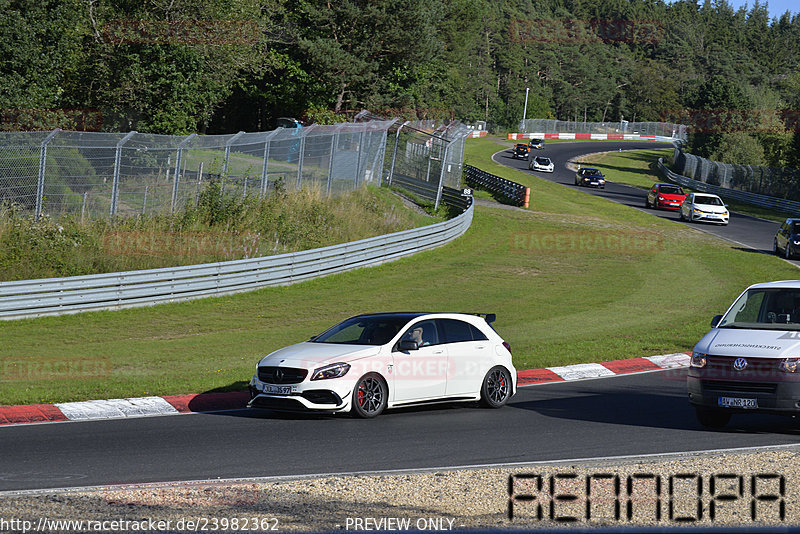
[645, 183, 686, 210]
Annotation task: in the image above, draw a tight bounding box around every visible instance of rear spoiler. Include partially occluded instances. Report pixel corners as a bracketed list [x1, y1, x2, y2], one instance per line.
[473, 313, 496, 324]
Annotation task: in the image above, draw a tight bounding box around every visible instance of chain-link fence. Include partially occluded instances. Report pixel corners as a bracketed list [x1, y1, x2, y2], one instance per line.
[383, 120, 471, 208]
[0, 120, 396, 219]
[519, 119, 687, 140]
[673, 148, 800, 202]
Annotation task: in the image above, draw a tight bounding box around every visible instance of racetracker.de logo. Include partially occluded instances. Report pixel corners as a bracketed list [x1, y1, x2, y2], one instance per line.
[510, 230, 664, 255]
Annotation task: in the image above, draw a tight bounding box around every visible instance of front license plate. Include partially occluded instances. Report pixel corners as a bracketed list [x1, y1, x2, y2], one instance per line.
[264, 384, 292, 395]
[590, 182, 599, 186]
[718, 397, 757, 409]
[670, 202, 679, 206]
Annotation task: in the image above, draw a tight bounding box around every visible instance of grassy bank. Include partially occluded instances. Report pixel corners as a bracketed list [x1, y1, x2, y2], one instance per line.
[0, 138, 796, 405]
[0, 185, 438, 281]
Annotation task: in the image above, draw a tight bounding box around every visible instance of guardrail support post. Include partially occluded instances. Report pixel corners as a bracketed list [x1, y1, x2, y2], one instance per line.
[110, 131, 136, 218]
[172, 133, 197, 214]
[35, 128, 60, 221]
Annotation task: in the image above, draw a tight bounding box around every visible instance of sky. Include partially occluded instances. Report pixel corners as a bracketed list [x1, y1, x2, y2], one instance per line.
[723, 0, 798, 19]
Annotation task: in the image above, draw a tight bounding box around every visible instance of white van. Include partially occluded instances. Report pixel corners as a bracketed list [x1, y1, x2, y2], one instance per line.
[688, 280, 800, 428]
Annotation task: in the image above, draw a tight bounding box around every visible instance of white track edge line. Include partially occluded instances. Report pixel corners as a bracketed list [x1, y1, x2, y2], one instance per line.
[4, 442, 800, 497]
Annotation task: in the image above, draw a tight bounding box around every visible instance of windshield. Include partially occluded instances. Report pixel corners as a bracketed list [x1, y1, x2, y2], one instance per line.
[695, 195, 723, 206]
[719, 288, 800, 330]
[312, 316, 409, 345]
[536, 157, 551, 164]
[659, 185, 684, 195]
[792, 222, 800, 234]
[582, 169, 601, 176]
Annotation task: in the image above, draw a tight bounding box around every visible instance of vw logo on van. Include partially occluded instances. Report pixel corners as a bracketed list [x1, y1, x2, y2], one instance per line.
[733, 358, 748, 371]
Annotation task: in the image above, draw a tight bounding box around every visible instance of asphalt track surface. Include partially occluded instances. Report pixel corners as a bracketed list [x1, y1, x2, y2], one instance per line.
[2, 369, 800, 492]
[496, 140, 797, 265]
[2, 141, 799, 493]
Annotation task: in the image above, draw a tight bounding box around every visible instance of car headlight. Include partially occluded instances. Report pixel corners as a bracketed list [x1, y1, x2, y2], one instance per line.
[311, 362, 351, 380]
[658, 196, 665, 201]
[791, 240, 799, 245]
[690, 352, 707, 368]
[693, 208, 705, 213]
[780, 358, 800, 373]
[722, 211, 729, 216]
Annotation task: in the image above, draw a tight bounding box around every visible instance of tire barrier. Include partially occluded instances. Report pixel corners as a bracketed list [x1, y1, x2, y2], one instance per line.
[464, 165, 530, 208]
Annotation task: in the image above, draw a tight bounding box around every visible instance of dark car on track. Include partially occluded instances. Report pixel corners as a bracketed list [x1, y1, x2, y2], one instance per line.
[646, 183, 687, 210]
[774, 218, 800, 259]
[511, 143, 530, 159]
[575, 167, 606, 188]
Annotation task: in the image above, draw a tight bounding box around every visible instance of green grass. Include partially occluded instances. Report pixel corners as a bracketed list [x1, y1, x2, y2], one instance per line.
[577, 149, 799, 223]
[0, 138, 798, 405]
[0, 185, 438, 281]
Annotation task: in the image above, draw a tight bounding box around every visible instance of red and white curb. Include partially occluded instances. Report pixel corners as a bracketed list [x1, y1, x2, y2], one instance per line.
[517, 352, 690, 386]
[0, 392, 249, 427]
[0, 354, 689, 426]
[508, 132, 670, 141]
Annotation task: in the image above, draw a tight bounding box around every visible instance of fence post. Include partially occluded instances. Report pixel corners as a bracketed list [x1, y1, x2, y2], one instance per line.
[355, 129, 366, 187]
[326, 124, 343, 196]
[142, 185, 148, 215]
[196, 162, 204, 205]
[387, 120, 410, 186]
[35, 128, 60, 221]
[296, 125, 313, 189]
[222, 131, 245, 178]
[374, 120, 395, 188]
[171, 133, 196, 214]
[110, 130, 136, 218]
[260, 129, 280, 198]
[434, 140, 451, 211]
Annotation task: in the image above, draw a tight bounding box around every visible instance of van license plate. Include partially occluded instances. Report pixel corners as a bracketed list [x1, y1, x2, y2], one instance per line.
[265, 385, 292, 395]
[718, 397, 757, 409]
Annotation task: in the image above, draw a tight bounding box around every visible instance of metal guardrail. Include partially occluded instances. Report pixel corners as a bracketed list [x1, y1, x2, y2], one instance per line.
[0, 201, 473, 320]
[658, 158, 800, 214]
[464, 165, 529, 207]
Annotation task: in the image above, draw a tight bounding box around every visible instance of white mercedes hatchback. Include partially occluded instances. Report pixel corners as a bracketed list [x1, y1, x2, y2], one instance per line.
[248, 312, 516, 418]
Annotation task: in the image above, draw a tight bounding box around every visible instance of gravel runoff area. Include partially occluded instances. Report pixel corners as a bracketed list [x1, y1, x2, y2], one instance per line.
[2, 446, 800, 532]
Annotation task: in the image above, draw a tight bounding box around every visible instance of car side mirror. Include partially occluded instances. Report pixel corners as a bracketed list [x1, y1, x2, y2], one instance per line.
[710, 315, 722, 327]
[398, 340, 419, 351]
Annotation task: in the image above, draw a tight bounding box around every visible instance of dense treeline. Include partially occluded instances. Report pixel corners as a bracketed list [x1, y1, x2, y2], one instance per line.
[2, 0, 800, 167]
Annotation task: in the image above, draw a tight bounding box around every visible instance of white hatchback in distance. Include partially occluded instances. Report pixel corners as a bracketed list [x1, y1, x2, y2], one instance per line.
[248, 312, 517, 418]
[679, 193, 729, 225]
